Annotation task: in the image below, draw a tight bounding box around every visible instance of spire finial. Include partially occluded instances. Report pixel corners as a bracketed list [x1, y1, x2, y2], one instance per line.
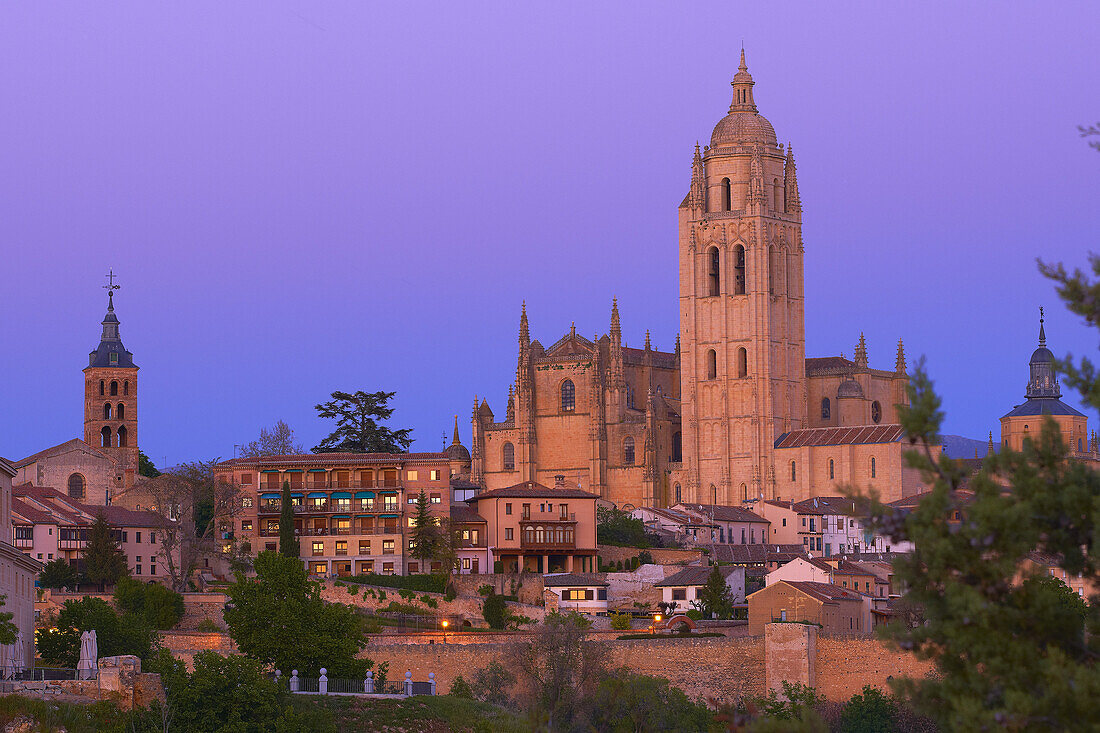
[452, 415, 460, 446]
[644, 329, 651, 350]
[103, 268, 120, 311]
[1039, 306, 1046, 346]
[739, 47, 747, 72]
[988, 431, 995, 455]
[570, 321, 576, 338]
[855, 333, 868, 368]
[895, 339, 906, 374]
[519, 301, 529, 345]
[610, 298, 622, 341]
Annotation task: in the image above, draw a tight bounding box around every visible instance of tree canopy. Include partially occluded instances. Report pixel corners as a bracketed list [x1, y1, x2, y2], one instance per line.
[691, 564, 736, 620]
[83, 512, 128, 591]
[312, 390, 412, 453]
[239, 419, 303, 458]
[409, 490, 440, 569]
[279, 480, 300, 559]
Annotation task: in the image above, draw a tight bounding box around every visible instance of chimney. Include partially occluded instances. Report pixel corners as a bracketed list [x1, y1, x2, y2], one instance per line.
[554, 474, 565, 488]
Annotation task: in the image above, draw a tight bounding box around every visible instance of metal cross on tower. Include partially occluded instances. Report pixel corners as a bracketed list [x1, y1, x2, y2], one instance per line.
[104, 268, 121, 293]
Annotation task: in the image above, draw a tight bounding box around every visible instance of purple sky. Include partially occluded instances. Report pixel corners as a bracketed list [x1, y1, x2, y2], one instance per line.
[2, 3, 1098, 467]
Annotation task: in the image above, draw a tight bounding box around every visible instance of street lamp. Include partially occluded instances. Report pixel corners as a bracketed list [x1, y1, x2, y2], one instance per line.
[441, 619, 449, 643]
[652, 614, 662, 635]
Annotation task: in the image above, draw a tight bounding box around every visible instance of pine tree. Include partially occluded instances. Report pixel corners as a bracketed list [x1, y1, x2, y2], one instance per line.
[279, 480, 299, 559]
[83, 512, 128, 592]
[691, 564, 735, 619]
[409, 491, 440, 572]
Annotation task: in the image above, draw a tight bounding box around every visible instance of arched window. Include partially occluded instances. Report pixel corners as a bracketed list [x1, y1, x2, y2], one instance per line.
[536, 526, 545, 543]
[67, 473, 86, 500]
[870, 457, 876, 479]
[721, 177, 731, 211]
[117, 403, 125, 420]
[110, 381, 118, 396]
[99, 380, 105, 396]
[117, 425, 128, 447]
[828, 459, 835, 480]
[790, 461, 796, 482]
[502, 443, 515, 471]
[123, 381, 129, 396]
[103, 403, 112, 420]
[871, 401, 881, 424]
[101, 426, 111, 448]
[821, 398, 831, 420]
[737, 347, 748, 378]
[739, 483, 747, 502]
[623, 437, 635, 466]
[773, 178, 783, 213]
[674, 483, 681, 505]
[706, 349, 717, 379]
[707, 247, 720, 296]
[672, 431, 682, 462]
[626, 384, 634, 409]
[768, 246, 776, 295]
[561, 380, 575, 412]
[733, 245, 746, 295]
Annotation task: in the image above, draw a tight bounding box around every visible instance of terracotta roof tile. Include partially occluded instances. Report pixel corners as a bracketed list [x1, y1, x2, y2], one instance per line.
[466, 481, 598, 501]
[774, 424, 905, 449]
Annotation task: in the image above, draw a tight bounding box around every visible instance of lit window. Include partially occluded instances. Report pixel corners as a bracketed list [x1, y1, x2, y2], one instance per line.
[312, 542, 324, 556]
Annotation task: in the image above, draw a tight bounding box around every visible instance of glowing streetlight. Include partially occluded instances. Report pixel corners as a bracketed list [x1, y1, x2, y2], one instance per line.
[441, 619, 449, 643]
[652, 614, 662, 635]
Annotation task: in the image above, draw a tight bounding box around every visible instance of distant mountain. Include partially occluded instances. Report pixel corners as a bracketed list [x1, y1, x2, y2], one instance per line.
[941, 434, 997, 459]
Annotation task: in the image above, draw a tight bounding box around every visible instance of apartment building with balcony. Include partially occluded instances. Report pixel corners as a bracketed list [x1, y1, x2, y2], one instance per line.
[216, 452, 453, 577]
[11, 484, 175, 581]
[465, 476, 598, 574]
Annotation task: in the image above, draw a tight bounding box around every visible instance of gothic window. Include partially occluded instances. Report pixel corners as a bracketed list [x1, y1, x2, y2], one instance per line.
[99, 380, 105, 396]
[103, 403, 112, 420]
[626, 384, 634, 409]
[123, 381, 129, 396]
[829, 459, 835, 480]
[561, 380, 575, 412]
[67, 473, 86, 500]
[117, 425, 128, 448]
[871, 400, 881, 424]
[773, 178, 783, 213]
[737, 347, 748, 378]
[706, 349, 717, 380]
[870, 457, 876, 479]
[675, 483, 681, 505]
[101, 426, 111, 448]
[790, 461, 796, 482]
[623, 437, 635, 466]
[502, 442, 515, 471]
[821, 398, 831, 420]
[117, 403, 125, 420]
[110, 381, 118, 396]
[740, 483, 747, 502]
[721, 178, 731, 211]
[707, 247, 720, 296]
[672, 431, 682, 462]
[733, 245, 746, 295]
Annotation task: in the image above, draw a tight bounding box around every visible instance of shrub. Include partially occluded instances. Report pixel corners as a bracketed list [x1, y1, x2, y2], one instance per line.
[346, 573, 445, 593]
[609, 612, 632, 630]
[483, 593, 509, 629]
[472, 661, 515, 707]
[334, 580, 345, 587]
[346, 584, 358, 594]
[493, 560, 504, 573]
[449, 675, 474, 699]
[477, 584, 494, 597]
[378, 591, 386, 601]
[114, 577, 185, 630]
[422, 595, 439, 608]
[378, 602, 434, 616]
[361, 615, 383, 634]
[580, 668, 711, 731]
[685, 609, 703, 621]
[399, 589, 416, 601]
[637, 550, 654, 565]
[443, 587, 456, 602]
[195, 619, 221, 632]
[39, 597, 156, 667]
[839, 685, 898, 733]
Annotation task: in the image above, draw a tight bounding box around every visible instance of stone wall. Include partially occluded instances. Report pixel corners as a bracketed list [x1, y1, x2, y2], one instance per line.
[318, 579, 546, 626]
[598, 546, 702, 566]
[6, 655, 165, 711]
[815, 634, 934, 701]
[605, 564, 679, 610]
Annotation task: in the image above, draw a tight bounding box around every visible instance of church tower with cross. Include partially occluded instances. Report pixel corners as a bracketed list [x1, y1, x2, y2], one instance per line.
[83, 270, 140, 490]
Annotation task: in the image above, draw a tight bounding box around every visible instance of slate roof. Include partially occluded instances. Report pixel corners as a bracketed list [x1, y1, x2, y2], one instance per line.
[789, 496, 868, 516]
[780, 580, 866, 604]
[1001, 397, 1085, 418]
[622, 347, 678, 369]
[466, 481, 598, 501]
[449, 505, 487, 524]
[804, 356, 857, 376]
[543, 572, 608, 587]
[700, 543, 804, 565]
[774, 425, 905, 449]
[676, 503, 769, 524]
[656, 565, 739, 587]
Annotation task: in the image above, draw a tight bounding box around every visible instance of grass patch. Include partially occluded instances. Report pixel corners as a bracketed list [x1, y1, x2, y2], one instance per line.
[0, 695, 153, 733]
[295, 693, 527, 732]
[346, 574, 445, 594]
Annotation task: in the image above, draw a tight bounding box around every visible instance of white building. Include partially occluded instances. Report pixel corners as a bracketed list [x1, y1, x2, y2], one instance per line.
[0, 458, 43, 674]
[543, 573, 609, 614]
[655, 564, 745, 614]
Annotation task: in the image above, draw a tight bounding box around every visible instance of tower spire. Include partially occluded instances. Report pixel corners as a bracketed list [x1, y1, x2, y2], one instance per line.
[519, 301, 529, 346]
[784, 144, 801, 213]
[854, 333, 868, 368]
[730, 48, 757, 112]
[988, 431, 995, 455]
[451, 415, 460, 445]
[1039, 306, 1046, 347]
[610, 298, 621, 343]
[895, 339, 906, 374]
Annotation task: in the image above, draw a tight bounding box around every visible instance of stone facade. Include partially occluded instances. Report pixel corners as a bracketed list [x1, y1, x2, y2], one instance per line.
[0, 458, 43, 673]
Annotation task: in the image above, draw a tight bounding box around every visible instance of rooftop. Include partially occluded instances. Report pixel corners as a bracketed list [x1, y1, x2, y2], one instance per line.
[656, 564, 739, 587]
[543, 573, 608, 588]
[774, 425, 906, 449]
[466, 480, 599, 501]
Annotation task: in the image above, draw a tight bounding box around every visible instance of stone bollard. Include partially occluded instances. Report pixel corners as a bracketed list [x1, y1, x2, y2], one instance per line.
[290, 670, 299, 692]
[319, 668, 328, 695]
[428, 672, 436, 696]
[404, 670, 412, 696]
[364, 670, 374, 694]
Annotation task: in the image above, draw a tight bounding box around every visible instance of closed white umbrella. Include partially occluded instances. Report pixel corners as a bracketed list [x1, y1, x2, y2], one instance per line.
[77, 630, 97, 680]
[2, 641, 13, 679]
[10, 631, 24, 677]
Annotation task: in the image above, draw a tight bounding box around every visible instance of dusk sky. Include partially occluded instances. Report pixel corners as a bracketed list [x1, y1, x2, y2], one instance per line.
[2, 2, 1097, 467]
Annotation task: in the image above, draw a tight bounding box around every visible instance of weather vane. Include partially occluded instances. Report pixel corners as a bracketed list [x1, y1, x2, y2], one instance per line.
[104, 268, 120, 294]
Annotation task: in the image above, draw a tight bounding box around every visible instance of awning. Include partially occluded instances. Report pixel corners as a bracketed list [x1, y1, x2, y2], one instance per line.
[331, 492, 352, 499]
[355, 514, 374, 519]
[307, 492, 326, 499]
[379, 514, 399, 519]
[308, 468, 326, 473]
[261, 470, 280, 474]
[284, 469, 303, 473]
[332, 514, 351, 519]
[355, 491, 375, 499]
[260, 493, 280, 500]
[379, 490, 398, 495]
[291, 493, 304, 498]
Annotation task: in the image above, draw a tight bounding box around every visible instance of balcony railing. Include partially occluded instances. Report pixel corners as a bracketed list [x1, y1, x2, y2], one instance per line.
[58, 540, 88, 550]
[258, 481, 403, 491]
[13, 538, 32, 549]
[258, 526, 401, 538]
[520, 539, 578, 551]
[258, 501, 403, 515]
[520, 515, 577, 524]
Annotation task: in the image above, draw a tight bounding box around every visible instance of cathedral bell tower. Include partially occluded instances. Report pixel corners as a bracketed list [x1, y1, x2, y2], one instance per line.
[677, 51, 806, 505]
[83, 272, 139, 491]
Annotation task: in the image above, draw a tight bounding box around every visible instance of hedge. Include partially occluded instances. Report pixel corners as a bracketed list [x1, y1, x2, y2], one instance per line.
[345, 574, 446, 593]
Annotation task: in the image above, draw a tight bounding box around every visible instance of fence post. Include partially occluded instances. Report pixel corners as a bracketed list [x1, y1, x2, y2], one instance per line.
[364, 670, 374, 694]
[319, 668, 328, 695]
[290, 670, 299, 692]
[404, 670, 412, 696]
[428, 672, 436, 696]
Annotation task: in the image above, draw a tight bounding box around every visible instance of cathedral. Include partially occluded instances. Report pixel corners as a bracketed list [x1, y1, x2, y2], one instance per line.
[471, 52, 922, 508]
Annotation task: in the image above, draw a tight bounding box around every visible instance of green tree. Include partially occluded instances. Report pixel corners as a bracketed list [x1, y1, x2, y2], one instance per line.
[312, 390, 413, 453]
[38, 597, 156, 666]
[238, 419, 303, 459]
[83, 512, 128, 591]
[138, 450, 160, 478]
[224, 551, 371, 677]
[691, 564, 735, 619]
[279, 480, 300, 559]
[838, 685, 898, 733]
[114, 576, 185, 630]
[860, 355, 1100, 730]
[409, 491, 440, 570]
[0, 595, 18, 646]
[38, 558, 80, 590]
[579, 668, 712, 733]
[596, 507, 652, 548]
[472, 660, 516, 708]
[482, 591, 509, 630]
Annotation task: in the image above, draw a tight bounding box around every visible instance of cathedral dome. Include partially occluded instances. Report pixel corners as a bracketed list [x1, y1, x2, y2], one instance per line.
[1030, 345, 1054, 364]
[837, 378, 864, 399]
[710, 112, 778, 148]
[445, 441, 471, 464]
